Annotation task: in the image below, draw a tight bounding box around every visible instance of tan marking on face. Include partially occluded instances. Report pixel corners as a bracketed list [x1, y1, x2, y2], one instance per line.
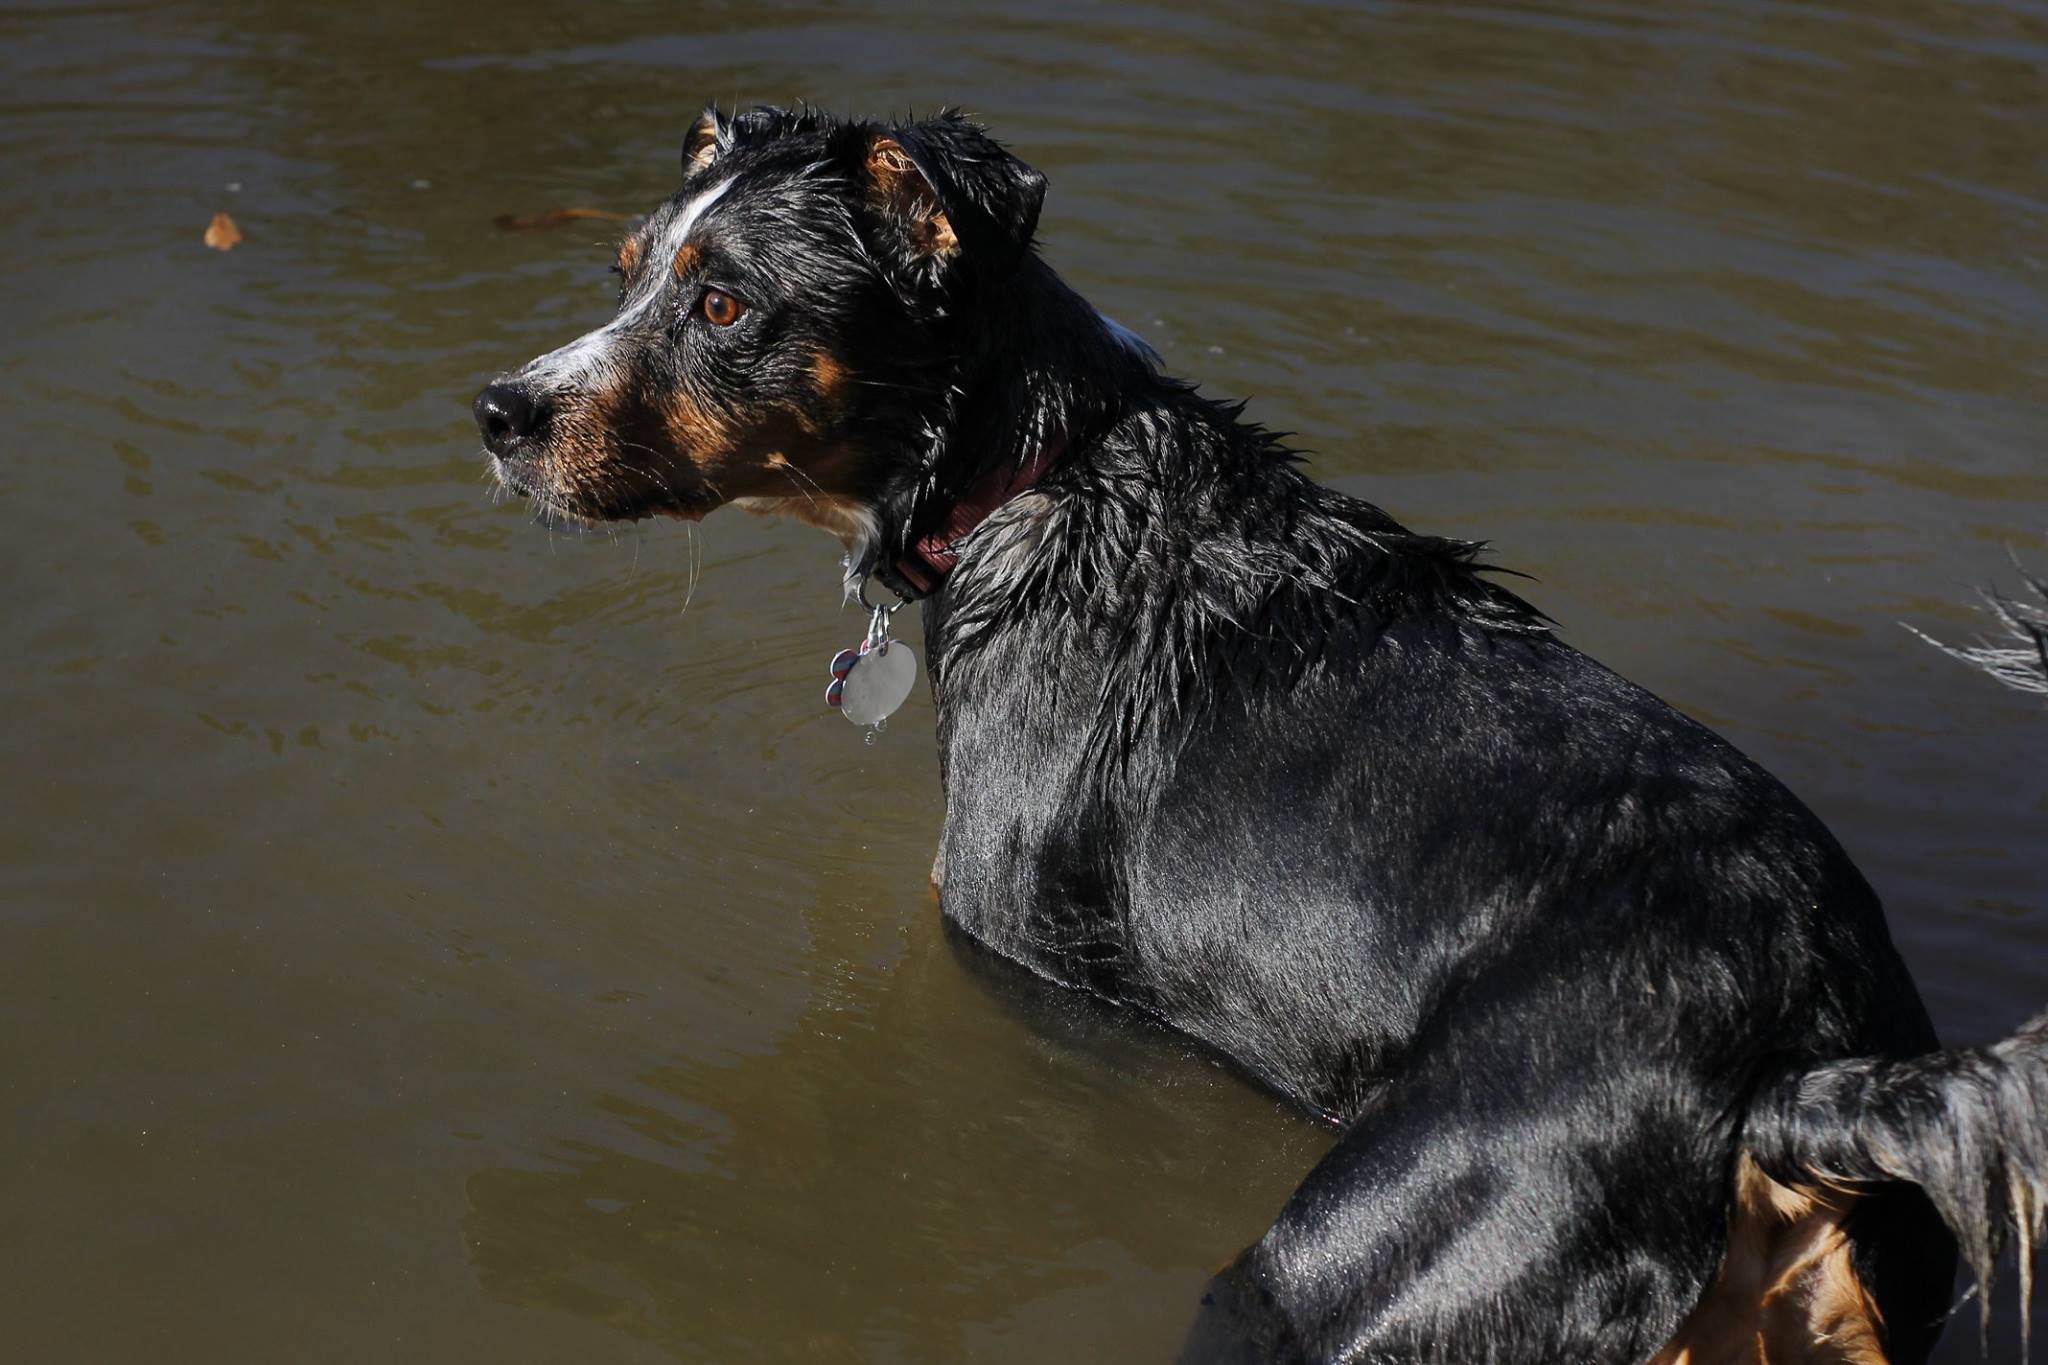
[1649, 1154, 1888, 1365]
[811, 352, 849, 400]
[516, 377, 649, 522]
[673, 242, 702, 278]
[782, 353, 852, 439]
[616, 236, 641, 277]
[661, 385, 731, 468]
[545, 380, 732, 519]
[517, 363, 877, 528]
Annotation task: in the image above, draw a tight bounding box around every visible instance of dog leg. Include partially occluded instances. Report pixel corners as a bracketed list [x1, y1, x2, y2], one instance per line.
[1180, 1003, 1733, 1365]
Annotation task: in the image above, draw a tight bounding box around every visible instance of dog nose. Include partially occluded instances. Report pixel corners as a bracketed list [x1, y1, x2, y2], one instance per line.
[474, 381, 542, 457]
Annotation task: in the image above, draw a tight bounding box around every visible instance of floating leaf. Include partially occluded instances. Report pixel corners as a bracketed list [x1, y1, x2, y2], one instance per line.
[203, 211, 243, 251]
[494, 206, 628, 233]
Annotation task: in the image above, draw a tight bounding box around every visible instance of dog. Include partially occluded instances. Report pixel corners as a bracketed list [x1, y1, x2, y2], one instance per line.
[1924, 570, 2048, 699]
[473, 105, 2048, 1363]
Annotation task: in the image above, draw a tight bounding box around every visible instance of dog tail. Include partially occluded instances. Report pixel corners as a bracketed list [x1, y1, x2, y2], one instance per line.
[1743, 1011, 2048, 1343]
[1909, 562, 2048, 697]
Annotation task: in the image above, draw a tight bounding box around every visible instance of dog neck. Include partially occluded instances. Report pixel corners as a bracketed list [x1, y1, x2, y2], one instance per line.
[875, 433, 1067, 599]
[851, 258, 1155, 601]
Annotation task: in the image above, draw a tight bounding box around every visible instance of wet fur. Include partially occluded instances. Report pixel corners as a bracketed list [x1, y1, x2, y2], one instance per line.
[476, 106, 2048, 1363]
[1918, 567, 2048, 698]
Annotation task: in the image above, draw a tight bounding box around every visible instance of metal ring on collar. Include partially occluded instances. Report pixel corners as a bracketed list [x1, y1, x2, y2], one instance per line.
[856, 574, 910, 615]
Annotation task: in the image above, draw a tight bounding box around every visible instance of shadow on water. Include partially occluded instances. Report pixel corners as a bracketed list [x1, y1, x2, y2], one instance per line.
[460, 889, 1326, 1364]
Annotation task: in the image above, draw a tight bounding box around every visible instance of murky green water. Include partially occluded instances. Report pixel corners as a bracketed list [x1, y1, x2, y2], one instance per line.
[3, 1, 2044, 1360]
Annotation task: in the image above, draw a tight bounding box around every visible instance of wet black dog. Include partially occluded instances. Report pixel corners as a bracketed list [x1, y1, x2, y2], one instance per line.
[474, 106, 2047, 1363]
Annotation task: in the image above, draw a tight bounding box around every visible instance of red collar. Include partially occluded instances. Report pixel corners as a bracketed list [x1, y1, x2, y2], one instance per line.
[888, 436, 1066, 598]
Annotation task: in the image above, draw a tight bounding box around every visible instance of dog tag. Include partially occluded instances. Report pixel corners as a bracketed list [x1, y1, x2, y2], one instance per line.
[824, 596, 917, 736]
[840, 639, 916, 727]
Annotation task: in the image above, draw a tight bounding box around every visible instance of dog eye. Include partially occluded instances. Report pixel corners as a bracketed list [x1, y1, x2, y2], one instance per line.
[699, 289, 747, 327]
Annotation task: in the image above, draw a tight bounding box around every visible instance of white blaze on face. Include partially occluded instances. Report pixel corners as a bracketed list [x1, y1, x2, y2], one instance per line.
[517, 178, 736, 392]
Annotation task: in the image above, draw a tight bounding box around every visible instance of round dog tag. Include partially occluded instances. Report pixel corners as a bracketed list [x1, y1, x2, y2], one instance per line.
[840, 641, 916, 726]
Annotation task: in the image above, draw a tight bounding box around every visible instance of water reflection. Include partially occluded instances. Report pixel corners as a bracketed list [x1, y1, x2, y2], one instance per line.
[462, 886, 1325, 1363]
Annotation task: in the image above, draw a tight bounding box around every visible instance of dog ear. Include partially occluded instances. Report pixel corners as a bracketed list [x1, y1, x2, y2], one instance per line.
[861, 113, 1047, 281]
[682, 107, 731, 179]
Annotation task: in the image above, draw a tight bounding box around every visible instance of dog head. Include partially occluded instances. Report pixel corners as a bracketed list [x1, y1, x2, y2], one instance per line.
[471, 105, 1047, 555]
